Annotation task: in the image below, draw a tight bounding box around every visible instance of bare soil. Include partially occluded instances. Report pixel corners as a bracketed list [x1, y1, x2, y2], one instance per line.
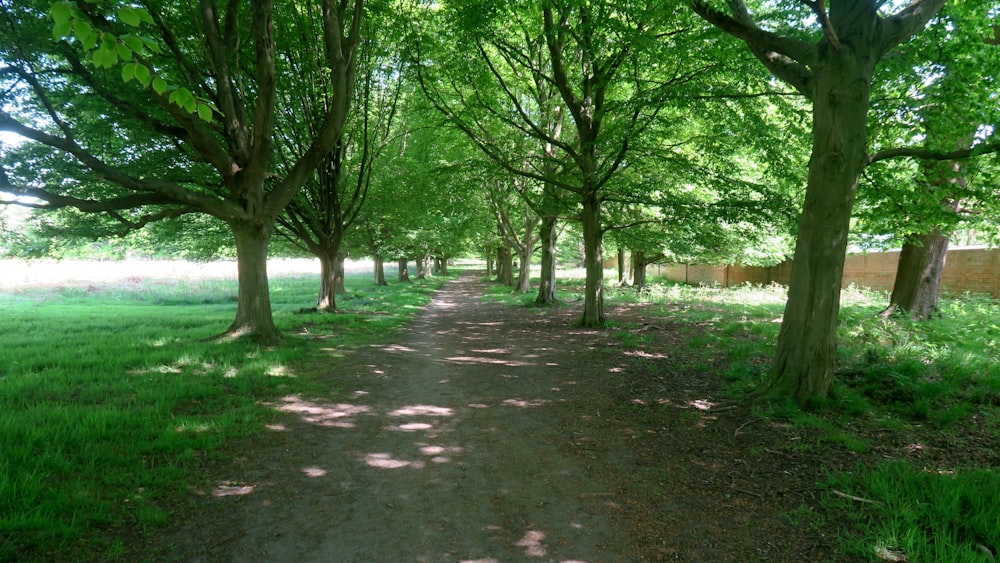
[133, 272, 867, 562]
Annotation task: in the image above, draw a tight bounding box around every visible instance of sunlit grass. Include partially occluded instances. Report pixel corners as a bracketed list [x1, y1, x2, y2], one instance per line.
[0, 261, 446, 562]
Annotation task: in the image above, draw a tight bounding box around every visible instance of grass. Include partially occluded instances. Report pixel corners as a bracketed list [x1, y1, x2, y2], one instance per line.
[0, 262, 446, 562]
[489, 268, 998, 562]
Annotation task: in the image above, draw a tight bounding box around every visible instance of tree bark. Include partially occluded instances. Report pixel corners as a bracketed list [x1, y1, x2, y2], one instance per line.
[373, 253, 387, 286]
[617, 246, 629, 286]
[578, 189, 605, 327]
[693, 0, 948, 404]
[759, 33, 876, 403]
[398, 258, 411, 282]
[534, 215, 559, 306]
[632, 250, 649, 291]
[496, 246, 514, 286]
[316, 250, 340, 312]
[514, 243, 532, 294]
[416, 256, 427, 279]
[885, 230, 949, 320]
[226, 221, 280, 344]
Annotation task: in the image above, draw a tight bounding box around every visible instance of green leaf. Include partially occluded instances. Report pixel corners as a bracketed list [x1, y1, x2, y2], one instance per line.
[116, 43, 133, 61]
[117, 6, 141, 27]
[152, 76, 168, 95]
[49, 2, 72, 26]
[93, 47, 117, 69]
[134, 7, 154, 25]
[125, 36, 145, 54]
[196, 103, 213, 122]
[134, 64, 151, 87]
[121, 62, 136, 83]
[140, 35, 162, 54]
[52, 20, 71, 41]
[73, 20, 96, 49]
[169, 88, 197, 112]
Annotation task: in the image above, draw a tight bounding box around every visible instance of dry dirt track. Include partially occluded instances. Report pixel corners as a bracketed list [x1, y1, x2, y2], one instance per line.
[142, 272, 642, 562]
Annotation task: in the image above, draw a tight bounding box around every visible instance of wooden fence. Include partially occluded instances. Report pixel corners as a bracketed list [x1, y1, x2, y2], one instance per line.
[648, 247, 1000, 298]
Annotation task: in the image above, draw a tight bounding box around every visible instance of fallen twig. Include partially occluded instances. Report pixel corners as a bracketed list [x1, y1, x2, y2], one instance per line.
[831, 489, 883, 506]
[730, 486, 765, 500]
[734, 418, 761, 436]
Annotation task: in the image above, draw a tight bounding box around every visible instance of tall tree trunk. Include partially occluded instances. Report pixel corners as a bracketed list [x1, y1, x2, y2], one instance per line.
[485, 249, 494, 278]
[227, 221, 280, 344]
[578, 189, 604, 327]
[758, 45, 875, 403]
[632, 250, 648, 291]
[416, 256, 427, 279]
[885, 134, 969, 320]
[495, 245, 507, 282]
[885, 230, 950, 320]
[437, 257, 449, 276]
[534, 215, 559, 306]
[617, 246, 628, 286]
[316, 250, 341, 312]
[373, 253, 387, 286]
[498, 246, 515, 286]
[334, 254, 346, 294]
[514, 243, 532, 294]
[398, 258, 411, 282]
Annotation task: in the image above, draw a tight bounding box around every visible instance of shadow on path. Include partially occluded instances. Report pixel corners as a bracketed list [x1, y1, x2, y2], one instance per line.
[145, 272, 635, 562]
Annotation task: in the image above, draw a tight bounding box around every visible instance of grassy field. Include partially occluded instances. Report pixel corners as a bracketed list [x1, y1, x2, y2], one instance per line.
[0, 259, 447, 562]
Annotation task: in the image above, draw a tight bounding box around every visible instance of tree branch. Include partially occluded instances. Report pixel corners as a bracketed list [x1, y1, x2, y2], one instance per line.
[868, 140, 1000, 166]
[690, 0, 815, 98]
[880, 0, 947, 55]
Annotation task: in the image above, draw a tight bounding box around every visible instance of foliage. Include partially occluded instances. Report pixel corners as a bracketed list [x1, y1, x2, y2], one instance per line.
[828, 463, 1000, 563]
[856, 2, 1000, 248]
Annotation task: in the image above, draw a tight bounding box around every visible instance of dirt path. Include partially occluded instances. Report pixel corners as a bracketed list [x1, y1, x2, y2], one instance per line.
[138, 272, 850, 562]
[141, 273, 641, 562]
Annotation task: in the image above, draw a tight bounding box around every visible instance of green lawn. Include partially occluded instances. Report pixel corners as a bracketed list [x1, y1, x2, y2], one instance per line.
[0, 263, 446, 562]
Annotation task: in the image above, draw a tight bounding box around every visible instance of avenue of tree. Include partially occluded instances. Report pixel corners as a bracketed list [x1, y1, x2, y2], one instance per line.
[2, 0, 999, 403]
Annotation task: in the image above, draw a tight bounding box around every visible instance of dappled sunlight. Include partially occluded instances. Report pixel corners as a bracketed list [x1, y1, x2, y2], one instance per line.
[271, 395, 372, 427]
[515, 529, 547, 558]
[624, 350, 669, 359]
[301, 466, 328, 478]
[388, 404, 453, 417]
[503, 398, 550, 408]
[419, 444, 465, 464]
[447, 355, 538, 367]
[382, 344, 418, 353]
[212, 483, 255, 497]
[265, 364, 296, 377]
[266, 423, 288, 431]
[364, 452, 426, 470]
[689, 399, 716, 410]
[174, 421, 214, 433]
[389, 422, 435, 432]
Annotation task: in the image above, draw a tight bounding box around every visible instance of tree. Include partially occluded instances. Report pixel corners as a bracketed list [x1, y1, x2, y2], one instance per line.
[865, 5, 1000, 319]
[272, 1, 398, 312]
[692, 0, 958, 402]
[419, 0, 710, 327]
[0, 0, 364, 343]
